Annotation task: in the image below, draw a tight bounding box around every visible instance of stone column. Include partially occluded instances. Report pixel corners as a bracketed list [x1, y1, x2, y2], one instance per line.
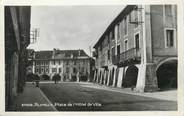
[136, 64, 158, 92]
[103, 70, 107, 85]
[112, 67, 116, 87]
[77, 72, 80, 82]
[100, 69, 104, 84]
[107, 69, 111, 86]
[93, 70, 96, 82]
[144, 63, 158, 92]
[117, 67, 124, 88]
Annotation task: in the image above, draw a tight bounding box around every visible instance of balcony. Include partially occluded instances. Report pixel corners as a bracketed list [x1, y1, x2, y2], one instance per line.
[112, 47, 141, 66]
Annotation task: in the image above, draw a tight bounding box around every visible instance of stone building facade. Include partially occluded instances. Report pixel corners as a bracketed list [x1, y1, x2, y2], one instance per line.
[5, 6, 31, 110]
[93, 5, 177, 92]
[32, 49, 93, 82]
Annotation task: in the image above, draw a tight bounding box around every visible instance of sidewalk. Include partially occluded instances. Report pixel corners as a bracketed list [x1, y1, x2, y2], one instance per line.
[78, 82, 177, 102]
[10, 83, 57, 111]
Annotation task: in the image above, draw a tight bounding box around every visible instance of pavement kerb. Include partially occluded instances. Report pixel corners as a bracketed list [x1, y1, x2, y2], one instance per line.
[38, 87, 58, 111]
[79, 82, 177, 102]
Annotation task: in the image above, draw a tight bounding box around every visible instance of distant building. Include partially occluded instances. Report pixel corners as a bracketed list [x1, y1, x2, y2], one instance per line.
[93, 5, 177, 92]
[32, 49, 94, 82]
[5, 6, 31, 110]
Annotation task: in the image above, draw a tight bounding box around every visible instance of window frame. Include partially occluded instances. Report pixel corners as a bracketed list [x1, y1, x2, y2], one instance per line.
[117, 44, 121, 55]
[134, 31, 140, 49]
[124, 15, 128, 37]
[164, 28, 176, 48]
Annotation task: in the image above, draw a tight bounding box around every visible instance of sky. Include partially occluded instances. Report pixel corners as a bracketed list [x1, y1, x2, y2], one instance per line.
[28, 6, 124, 56]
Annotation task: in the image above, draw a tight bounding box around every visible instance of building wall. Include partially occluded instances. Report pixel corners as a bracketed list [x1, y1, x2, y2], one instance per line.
[49, 60, 63, 78]
[151, 5, 177, 58]
[34, 60, 50, 75]
[63, 59, 90, 81]
[33, 58, 90, 81]
[5, 6, 31, 110]
[93, 5, 177, 92]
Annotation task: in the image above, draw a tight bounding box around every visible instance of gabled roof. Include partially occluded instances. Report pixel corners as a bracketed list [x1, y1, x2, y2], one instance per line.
[93, 5, 136, 48]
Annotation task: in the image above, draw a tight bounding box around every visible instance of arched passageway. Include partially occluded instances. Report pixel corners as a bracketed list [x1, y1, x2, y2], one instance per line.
[101, 70, 105, 84]
[122, 65, 138, 88]
[98, 71, 101, 83]
[114, 68, 119, 87]
[109, 68, 115, 86]
[94, 69, 98, 82]
[105, 71, 108, 85]
[156, 59, 177, 90]
[109, 70, 112, 86]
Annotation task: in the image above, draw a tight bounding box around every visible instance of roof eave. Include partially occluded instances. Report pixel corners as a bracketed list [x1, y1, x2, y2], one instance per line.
[93, 5, 136, 49]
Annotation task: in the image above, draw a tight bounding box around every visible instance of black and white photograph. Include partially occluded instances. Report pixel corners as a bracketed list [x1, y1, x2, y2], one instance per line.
[4, 4, 179, 112]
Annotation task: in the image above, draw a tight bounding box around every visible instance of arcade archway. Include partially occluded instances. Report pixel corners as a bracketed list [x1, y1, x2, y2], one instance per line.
[122, 65, 138, 87]
[156, 59, 177, 90]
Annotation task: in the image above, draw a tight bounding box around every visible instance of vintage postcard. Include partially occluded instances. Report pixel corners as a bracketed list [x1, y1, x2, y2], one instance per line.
[1, 0, 184, 116]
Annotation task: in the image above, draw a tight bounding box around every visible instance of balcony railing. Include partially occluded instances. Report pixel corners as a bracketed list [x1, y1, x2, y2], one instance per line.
[112, 47, 141, 65]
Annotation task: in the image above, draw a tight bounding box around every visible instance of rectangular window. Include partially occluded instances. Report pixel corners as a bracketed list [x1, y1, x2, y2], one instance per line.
[111, 47, 115, 56]
[166, 29, 174, 47]
[41, 68, 44, 73]
[165, 5, 172, 16]
[59, 68, 62, 73]
[124, 16, 128, 35]
[108, 50, 110, 60]
[46, 68, 49, 73]
[117, 45, 120, 55]
[59, 61, 61, 65]
[36, 68, 39, 73]
[124, 40, 128, 51]
[135, 33, 140, 49]
[117, 23, 120, 39]
[73, 68, 76, 73]
[52, 68, 57, 73]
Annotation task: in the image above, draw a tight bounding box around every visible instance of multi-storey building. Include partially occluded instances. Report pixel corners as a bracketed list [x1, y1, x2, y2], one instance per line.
[5, 6, 31, 110]
[93, 5, 177, 92]
[32, 49, 93, 82]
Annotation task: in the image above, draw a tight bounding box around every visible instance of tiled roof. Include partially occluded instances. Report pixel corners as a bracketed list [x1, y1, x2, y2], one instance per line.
[54, 49, 89, 59]
[34, 49, 89, 60]
[35, 51, 53, 59]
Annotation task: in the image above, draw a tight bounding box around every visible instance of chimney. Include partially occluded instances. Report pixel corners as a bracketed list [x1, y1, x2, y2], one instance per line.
[53, 48, 56, 58]
[78, 49, 81, 56]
